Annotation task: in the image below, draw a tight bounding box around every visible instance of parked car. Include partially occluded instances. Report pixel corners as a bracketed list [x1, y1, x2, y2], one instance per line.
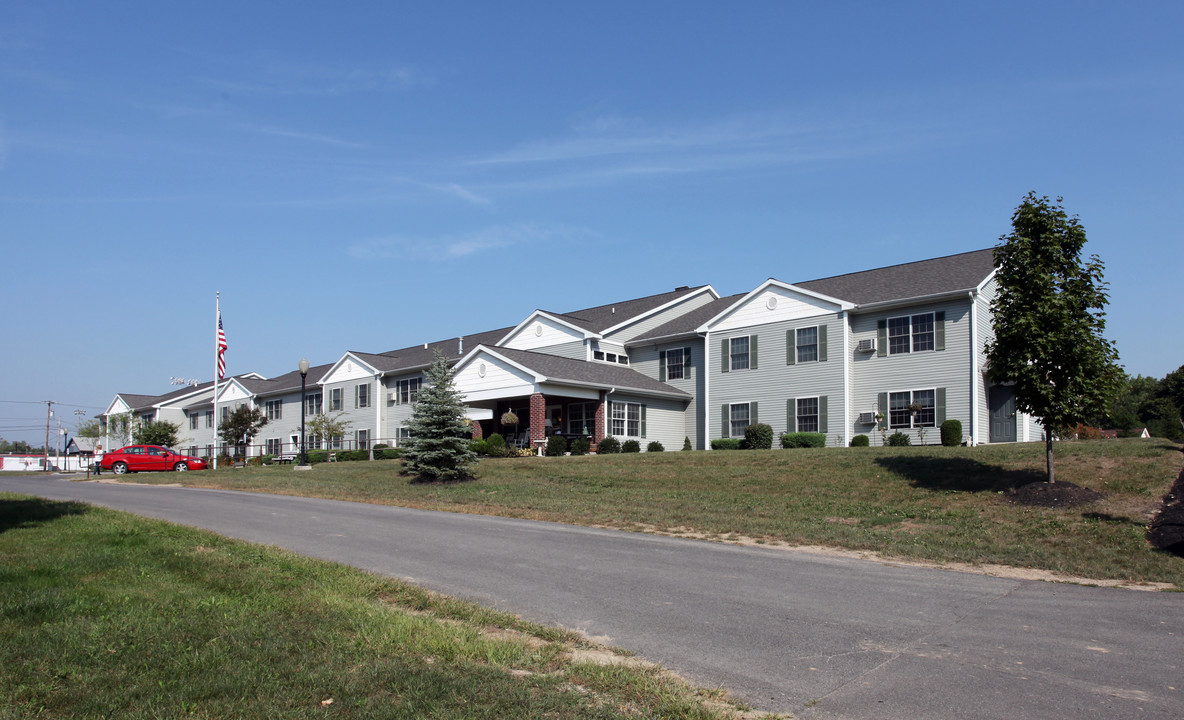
[100, 445, 208, 474]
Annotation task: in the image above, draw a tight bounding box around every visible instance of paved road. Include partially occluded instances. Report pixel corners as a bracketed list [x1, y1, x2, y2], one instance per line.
[3, 475, 1181, 719]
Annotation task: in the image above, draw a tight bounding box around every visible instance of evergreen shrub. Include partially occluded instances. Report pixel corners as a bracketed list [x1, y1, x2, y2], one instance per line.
[597, 436, 621, 454]
[940, 420, 963, 447]
[646, 441, 664, 452]
[744, 423, 774, 449]
[682, 436, 693, 451]
[849, 434, 870, 447]
[621, 439, 641, 453]
[887, 431, 912, 446]
[781, 432, 826, 448]
[711, 438, 742, 450]
[545, 435, 568, 457]
[570, 438, 591, 456]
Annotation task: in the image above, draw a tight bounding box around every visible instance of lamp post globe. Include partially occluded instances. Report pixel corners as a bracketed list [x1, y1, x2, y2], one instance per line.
[298, 358, 310, 466]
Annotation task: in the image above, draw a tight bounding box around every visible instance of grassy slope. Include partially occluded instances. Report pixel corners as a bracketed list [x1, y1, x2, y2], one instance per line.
[0, 495, 759, 720]
[110, 439, 1183, 586]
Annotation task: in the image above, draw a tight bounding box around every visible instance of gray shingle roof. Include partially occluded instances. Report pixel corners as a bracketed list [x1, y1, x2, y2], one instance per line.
[628, 293, 748, 344]
[542, 285, 707, 333]
[794, 248, 996, 306]
[486, 347, 690, 399]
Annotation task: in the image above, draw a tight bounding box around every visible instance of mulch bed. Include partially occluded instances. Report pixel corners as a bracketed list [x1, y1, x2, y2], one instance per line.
[1005, 481, 1105, 508]
[1148, 465, 1184, 557]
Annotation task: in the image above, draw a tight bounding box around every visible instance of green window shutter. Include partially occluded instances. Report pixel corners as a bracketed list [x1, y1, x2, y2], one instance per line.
[750, 401, 758, 426]
[877, 320, 888, 357]
[818, 325, 828, 363]
[354, 385, 359, 409]
[685, 347, 693, 379]
[878, 392, 888, 430]
[659, 351, 667, 382]
[936, 387, 946, 424]
[721, 338, 730, 373]
[787, 398, 796, 433]
[750, 335, 758, 369]
[640, 405, 647, 438]
[786, 329, 796, 365]
[934, 312, 946, 351]
[721, 404, 730, 437]
[819, 396, 828, 434]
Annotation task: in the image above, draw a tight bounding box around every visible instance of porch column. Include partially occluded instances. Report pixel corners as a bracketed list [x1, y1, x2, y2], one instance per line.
[594, 390, 607, 443]
[529, 393, 547, 447]
[470, 420, 483, 440]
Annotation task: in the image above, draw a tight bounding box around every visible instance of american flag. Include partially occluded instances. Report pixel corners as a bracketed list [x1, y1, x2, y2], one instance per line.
[216, 312, 228, 379]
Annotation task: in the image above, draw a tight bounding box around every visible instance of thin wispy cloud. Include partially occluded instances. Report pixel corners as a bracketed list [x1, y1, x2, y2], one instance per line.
[427, 182, 492, 207]
[200, 62, 430, 97]
[233, 122, 368, 149]
[348, 223, 597, 261]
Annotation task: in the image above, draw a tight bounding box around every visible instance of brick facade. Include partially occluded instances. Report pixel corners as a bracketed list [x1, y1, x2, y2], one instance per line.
[529, 393, 546, 447]
[594, 391, 606, 443]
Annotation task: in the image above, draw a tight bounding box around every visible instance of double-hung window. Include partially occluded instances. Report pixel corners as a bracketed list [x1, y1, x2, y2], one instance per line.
[205, 410, 213, 428]
[265, 438, 282, 455]
[660, 347, 691, 381]
[396, 378, 420, 404]
[730, 337, 750, 370]
[356, 429, 369, 450]
[189, 413, 199, 430]
[355, 383, 370, 409]
[729, 403, 750, 438]
[796, 327, 818, 363]
[305, 393, 322, 416]
[265, 399, 282, 421]
[329, 388, 343, 412]
[796, 398, 819, 433]
[610, 401, 644, 438]
[886, 313, 936, 355]
[889, 389, 936, 429]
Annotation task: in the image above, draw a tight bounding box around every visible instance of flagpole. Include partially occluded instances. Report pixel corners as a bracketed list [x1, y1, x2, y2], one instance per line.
[213, 291, 220, 470]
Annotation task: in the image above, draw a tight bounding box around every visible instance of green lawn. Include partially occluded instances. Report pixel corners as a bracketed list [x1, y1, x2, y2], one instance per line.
[111, 438, 1184, 587]
[0, 494, 762, 719]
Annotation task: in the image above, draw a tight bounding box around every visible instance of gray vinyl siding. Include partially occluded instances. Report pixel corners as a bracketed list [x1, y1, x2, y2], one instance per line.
[604, 292, 716, 344]
[320, 377, 379, 447]
[629, 338, 705, 449]
[606, 392, 686, 451]
[253, 391, 306, 455]
[711, 313, 846, 447]
[527, 340, 586, 360]
[850, 299, 973, 446]
[382, 372, 424, 441]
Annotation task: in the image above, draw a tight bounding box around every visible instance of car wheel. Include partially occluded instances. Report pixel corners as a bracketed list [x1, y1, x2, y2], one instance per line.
[112, 462, 129, 475]
[173, 462, 188, 472]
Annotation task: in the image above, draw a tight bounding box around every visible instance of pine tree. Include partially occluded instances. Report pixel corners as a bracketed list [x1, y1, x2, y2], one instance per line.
[402, 350, 477, 481]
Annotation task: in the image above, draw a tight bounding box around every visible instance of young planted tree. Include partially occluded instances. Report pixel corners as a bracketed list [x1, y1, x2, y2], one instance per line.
[133, 420, 182, 448]
[401, 350, 477, 481]
[218, 405, 268, 456]
[986, 193, 1122, 483]
[306, 412, 352, 451]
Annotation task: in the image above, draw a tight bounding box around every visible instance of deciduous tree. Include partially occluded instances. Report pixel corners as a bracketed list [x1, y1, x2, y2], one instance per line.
[986, 193, 1122, 483]
[218, 405, 268, 455]
[133, 420, 182, 448]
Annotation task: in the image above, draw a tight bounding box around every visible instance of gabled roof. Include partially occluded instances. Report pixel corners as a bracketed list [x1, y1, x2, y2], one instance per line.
[629, 293, 748, 345]
[374, 326, 517, 373]
[541, 285, 708, 333]
[461, 346, 691, 400]
[793, 248, 996, 306]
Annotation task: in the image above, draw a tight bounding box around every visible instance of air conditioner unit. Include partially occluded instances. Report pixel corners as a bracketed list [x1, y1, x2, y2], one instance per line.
[857, 412, 877, 425]
[856, 339, 876, 353]
[388, 391, 398, 403]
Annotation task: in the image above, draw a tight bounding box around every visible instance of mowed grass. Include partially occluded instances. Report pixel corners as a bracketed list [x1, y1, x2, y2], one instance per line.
[112, 439, 1184, 586]
[0, 494, 761, 720]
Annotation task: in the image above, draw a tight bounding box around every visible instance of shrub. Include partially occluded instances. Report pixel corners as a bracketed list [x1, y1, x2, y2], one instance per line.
[940, 420, 963, 447]
[743, 423, 774, 450]
[646, 441, 665, 452]
[469, 439, 489, 456]
[1071, 423, 1103, 440]
[306, 450, 329, 463]
[570, 438, 591, 456]
[597, 436, 621, 454]
[545, 435, 568, 457]
[711, 438, 742, 450]
[682, 436, 693, 451]
[781, 432, 827, 448]
[247, 456, 265, 467]
[485, 433, 507, 457]
[886, 431, 912, 447]
[849, 434, 870, 447]
[621, 439, 641, 453]
[374, 447, 403, 460]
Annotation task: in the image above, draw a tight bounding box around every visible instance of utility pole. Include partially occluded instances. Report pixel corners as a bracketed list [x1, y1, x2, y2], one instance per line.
[44, 401, 54, 472]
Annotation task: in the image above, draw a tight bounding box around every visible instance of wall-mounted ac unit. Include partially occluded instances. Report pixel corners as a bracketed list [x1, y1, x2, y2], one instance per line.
[857, 412, 877, 424]
[856, 339, 876, 353]
[388, 391, 398, 403]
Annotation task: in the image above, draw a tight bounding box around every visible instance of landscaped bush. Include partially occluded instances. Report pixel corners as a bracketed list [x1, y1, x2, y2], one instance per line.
[711, 438, 742, 450]
[1072, 424, 1103, 440]
[469, 438, 489, 456]
[781, 432, 826, 448]
[940, 420, 963, 447]
[306, 450, 330, 463]
[485, 433, 507, 457]
[682, 436, 693, 451]
[744, 423, 774, 450]
[374, 447, 403, 460]
[597, 436, 621, 454]
[646, 441, 664, 452]
[248, 456, 265, 467]
[570, 438, 591, 456]
[849, 434, 870, 447]
[886, 431, 912, 447]
[621, 439, 641, 453]
[545, 435, 568, 457]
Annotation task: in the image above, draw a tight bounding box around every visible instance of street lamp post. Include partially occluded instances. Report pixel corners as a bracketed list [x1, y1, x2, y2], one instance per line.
[298, 358, 310, 467]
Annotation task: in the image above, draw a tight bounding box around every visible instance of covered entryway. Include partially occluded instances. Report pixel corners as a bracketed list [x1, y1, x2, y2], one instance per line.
[988, 385, 1017, 443]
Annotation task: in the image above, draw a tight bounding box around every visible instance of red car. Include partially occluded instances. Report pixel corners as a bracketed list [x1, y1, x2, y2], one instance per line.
[100, 445, 208, 474]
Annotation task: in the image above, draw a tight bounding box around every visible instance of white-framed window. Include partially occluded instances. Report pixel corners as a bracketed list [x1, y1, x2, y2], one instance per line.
[355, 383, 370, 409]
[221, 406, 229, 423]
[663, 348, 686, 380]
[610, 401, 644, 438]
[729, 402, 750, 438]
[396, 378, 420, 404]
[330, 434, 343, 450]
[889, 389, 936, 429]
[730, 337, 750, 370]
[796, 327, 818, 363]
[617, 355, 629, 365]
[567, 402, 596, 435]
[888, 313, 935, 355]
[593, 350, 605, 360]
[356, 429, 369, 450]
[189, 413, 199, 430]
[796, 397, 819, 433]
[329, 388, 343, 411]
[265, 438, 282, 455]
[205, 410, 213, 428]
[305, 393, 322, 416]
[307, 434, 322, 450]
[265, 399, 283, 421]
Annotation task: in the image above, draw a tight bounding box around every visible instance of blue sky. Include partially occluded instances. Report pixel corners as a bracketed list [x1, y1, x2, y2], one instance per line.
[2, 1, 1181, 445]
